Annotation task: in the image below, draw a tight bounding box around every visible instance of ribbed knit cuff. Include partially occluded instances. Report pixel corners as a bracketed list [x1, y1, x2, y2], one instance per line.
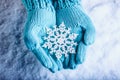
[55, 0, 81, 9]
[22, 0, 53, 11]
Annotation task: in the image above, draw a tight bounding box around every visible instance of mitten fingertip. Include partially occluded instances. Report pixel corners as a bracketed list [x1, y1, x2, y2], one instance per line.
[76, 42, 87, 64]
[83, 28, 96, 46]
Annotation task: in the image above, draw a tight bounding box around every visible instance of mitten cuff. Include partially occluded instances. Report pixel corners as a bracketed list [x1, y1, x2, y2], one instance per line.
[22, 0, 53, 11]
[55, 0, 81, 9]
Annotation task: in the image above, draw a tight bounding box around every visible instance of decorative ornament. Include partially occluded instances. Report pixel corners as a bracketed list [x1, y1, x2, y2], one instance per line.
[42, 22, 78, 59]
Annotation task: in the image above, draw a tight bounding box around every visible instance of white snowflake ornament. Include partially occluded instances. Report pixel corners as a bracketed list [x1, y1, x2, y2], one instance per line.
[42, 22, 78, 59]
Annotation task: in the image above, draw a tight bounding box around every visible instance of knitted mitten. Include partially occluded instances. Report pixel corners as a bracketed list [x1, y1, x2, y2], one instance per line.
[54, 0, 96, 69]
[22, 0, 63, 72]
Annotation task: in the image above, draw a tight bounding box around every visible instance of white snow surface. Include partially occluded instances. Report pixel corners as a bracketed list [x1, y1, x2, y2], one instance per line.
[0, 0, 120, 80]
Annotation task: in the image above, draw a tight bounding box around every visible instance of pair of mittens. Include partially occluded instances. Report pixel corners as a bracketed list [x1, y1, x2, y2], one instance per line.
[22, 0, 95, 72]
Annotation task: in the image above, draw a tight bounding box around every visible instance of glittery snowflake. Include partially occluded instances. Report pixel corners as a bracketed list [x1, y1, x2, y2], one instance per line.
[42, 22, 78, 59]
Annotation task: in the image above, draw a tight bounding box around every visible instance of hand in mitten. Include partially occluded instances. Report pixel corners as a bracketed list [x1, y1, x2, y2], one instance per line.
[54, 0, 96, 69]
[22, 0, 63, 72]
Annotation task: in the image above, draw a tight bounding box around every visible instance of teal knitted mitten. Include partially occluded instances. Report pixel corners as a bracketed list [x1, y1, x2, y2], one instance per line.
[22, 0, 63, 72]
[54, 0, 96, 69]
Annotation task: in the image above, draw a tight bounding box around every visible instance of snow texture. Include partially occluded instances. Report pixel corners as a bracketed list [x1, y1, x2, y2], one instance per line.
[0, 0, 120, 80]
[42, 22, 78, 59]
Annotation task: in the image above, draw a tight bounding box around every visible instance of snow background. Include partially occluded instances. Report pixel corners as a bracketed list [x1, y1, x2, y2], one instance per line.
[0, 0, 120, 80]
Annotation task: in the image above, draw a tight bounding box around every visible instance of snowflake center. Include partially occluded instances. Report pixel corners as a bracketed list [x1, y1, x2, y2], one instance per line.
[57, 37, 65, 44]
